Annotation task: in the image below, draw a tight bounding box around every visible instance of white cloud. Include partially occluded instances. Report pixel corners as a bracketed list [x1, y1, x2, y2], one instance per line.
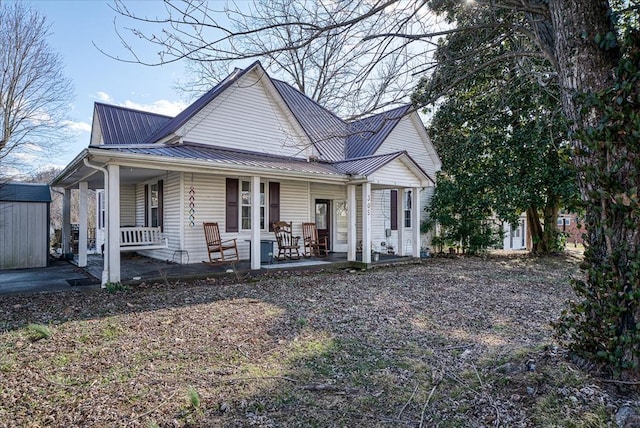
[96, 91, 113, 102]
[122, 99, 187, 117]
[93, 91, 186, 116]
[63, 120, 92, 133]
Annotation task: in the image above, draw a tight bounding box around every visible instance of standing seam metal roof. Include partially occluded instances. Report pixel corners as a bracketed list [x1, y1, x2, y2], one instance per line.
[101, 143, 344, 176]
[271, 79, 347, 162]
[91, 62, 421, 176]
[0, 183, 51, 202]
[95, 103, 173, 145]
[331, 152, 405, 176]
[345, 105, 411, 159]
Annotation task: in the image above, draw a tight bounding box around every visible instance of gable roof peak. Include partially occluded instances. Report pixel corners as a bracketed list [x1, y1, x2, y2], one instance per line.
[142, 60, 265, 144]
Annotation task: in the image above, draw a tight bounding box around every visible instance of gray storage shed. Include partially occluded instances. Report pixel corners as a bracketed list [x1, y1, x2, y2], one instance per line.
[0, 183, 52, 269]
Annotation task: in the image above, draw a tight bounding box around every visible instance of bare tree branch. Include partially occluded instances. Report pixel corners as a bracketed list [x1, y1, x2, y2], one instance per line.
[0, 2, 74, 176]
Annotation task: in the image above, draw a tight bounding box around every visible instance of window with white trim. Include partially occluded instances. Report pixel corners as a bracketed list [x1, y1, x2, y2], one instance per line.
[240, 180, 265, 230]
[150, 183, 159, 227]
[404, 190, 412, 228]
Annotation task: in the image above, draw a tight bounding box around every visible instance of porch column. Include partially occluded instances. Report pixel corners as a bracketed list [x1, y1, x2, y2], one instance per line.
[78, 181, 88, 267]
[107, 164, 121, 283]
[412, 187, 421, 257]
[250, 175, 261, 270]
[347, 184, 357, 261]
[62, 189, 71, 254]
[396, 187, 405, 256]
[361, 182, 371, 264]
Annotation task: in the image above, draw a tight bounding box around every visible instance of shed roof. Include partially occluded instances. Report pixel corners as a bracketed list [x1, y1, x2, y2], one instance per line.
[0, 183, 51, 203]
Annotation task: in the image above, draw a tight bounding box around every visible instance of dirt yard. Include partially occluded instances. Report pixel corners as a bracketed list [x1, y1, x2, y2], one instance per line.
[1, 253, 638, 427]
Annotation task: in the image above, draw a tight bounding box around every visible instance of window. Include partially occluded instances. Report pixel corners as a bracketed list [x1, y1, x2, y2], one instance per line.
[150, 183, 159, 227]
[227, 180, 279, 232]
[404, 190, 412, 228]
[145, 180, 163, 230]
[240, 180, 265, 230]
[557, 217, 570, 227]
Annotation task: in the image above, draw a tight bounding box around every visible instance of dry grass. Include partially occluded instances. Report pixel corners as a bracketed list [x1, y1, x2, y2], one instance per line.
[0, 253, 637, 427]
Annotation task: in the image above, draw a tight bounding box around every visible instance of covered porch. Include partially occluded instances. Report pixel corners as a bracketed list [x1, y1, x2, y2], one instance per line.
[53, 147, 430, 286]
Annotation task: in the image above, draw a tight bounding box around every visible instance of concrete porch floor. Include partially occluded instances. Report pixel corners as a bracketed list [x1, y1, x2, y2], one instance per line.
[78, 252, 419, 285]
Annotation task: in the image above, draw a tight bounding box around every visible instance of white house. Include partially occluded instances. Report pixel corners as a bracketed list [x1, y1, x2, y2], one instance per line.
[52, 62, 441, 284]
[502, 215, 527, 250]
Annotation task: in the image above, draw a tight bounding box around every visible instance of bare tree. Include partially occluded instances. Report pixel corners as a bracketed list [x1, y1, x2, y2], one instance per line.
[0, 2, 73, 175]
[107, 0, 441, 117]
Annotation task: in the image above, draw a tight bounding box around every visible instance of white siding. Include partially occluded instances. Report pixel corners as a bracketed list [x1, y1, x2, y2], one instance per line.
[279, 180, 311, 239]
[181, 70, 309, 158]
[120, 184, 136, 227]
[0, 202, 48, 269]
[181, 173, 227, 263]
[376, 115, 440, 180]
[135, 184, 145, 227]
[369, 159, 424, 188]
[137, 172, 182, 261]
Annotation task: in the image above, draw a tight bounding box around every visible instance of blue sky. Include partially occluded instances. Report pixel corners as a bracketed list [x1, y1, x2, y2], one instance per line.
[24, 0, 194, 169]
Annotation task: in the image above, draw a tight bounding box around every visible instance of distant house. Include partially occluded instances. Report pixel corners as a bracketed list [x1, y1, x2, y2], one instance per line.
[502, 214, 527, 251]
[0, 183, 52, 269]
[557, 213, 584, 245]
[52, 61, 441, 284]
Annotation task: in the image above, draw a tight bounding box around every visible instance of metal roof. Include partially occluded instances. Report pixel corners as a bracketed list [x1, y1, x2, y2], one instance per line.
[271, 79, 347, 162]
[89, 61, 420, 174]
[142, 62, 261, 144]
[95, 103, 173, 145]
[345, 105, 411, 159]
[0, 183, 51, 203]
[331, 152, 405, 176]
[102, 143, 344, 177]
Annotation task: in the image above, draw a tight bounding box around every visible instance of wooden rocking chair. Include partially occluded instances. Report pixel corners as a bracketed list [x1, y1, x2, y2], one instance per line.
[302, 222, 328, 257]
[272, 221, 301, 260]
[203, 222, 239, 263]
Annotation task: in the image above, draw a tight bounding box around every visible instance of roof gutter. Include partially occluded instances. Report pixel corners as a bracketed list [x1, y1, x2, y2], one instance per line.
[51, 149, 89, 187]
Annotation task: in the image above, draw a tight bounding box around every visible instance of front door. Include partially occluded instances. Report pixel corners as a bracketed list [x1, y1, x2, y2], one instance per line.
[315, 199, 331, 251]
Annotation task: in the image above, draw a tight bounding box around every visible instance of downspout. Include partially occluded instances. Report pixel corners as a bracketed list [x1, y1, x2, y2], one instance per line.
[83, 158, 109, 286]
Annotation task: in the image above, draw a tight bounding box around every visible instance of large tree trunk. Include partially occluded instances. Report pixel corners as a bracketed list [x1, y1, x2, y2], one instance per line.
[526, 206, 546, 254]
[546, 1, 639, 375]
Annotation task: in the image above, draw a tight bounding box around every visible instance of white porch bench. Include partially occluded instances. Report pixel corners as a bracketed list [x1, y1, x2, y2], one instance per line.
[120, 227, 168, 251]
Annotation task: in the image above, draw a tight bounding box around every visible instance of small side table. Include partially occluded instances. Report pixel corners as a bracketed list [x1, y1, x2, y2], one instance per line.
[172, 250, 189, 265]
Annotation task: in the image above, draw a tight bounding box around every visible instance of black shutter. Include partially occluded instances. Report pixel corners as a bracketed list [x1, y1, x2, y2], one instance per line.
[226, 178, 239, 232]
[144, 184, 149, 227]
[157, 180, 164, 231]
[390, 190, 397, 230]
[269, 182, 280, 231]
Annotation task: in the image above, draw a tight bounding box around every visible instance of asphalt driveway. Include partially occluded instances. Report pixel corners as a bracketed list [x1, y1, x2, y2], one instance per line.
[0, 259, 100, 295]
